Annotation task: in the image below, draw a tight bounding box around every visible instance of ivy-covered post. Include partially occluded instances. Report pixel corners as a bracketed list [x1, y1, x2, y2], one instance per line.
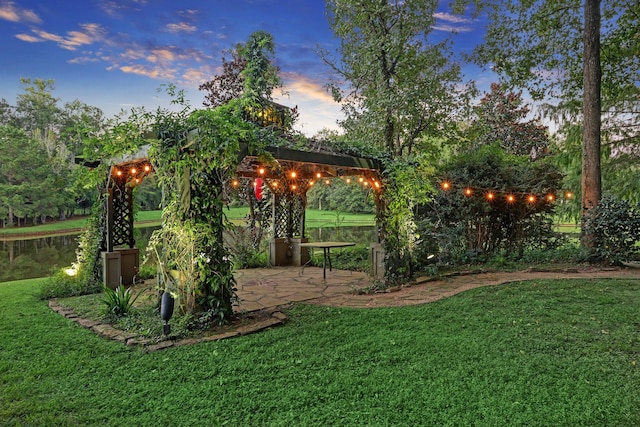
[375, 156, 434, 288]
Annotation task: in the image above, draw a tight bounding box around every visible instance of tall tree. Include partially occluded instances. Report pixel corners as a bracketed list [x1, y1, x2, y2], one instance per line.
[469, 83, 550, 157]
[320, 0, 465, 285]
[0, 126, 52, 226]
[199, 50, 247, 108]
[459, 0, 638, 249]
[321, 0, 468, 157]
[14, 78, 61, 138]
[237, 30, 282, 104]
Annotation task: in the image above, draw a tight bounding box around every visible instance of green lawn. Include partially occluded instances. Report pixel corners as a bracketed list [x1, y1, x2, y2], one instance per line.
[0, 208, 374, 237]
[1, 277, 639, 425]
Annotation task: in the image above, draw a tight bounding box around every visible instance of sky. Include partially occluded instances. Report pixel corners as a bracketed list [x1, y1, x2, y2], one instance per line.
[0, 0, 493, 136]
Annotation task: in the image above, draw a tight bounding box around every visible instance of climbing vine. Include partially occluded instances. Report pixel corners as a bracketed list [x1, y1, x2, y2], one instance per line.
[375, 155, 434, 287]
[146, 98, 272, 319]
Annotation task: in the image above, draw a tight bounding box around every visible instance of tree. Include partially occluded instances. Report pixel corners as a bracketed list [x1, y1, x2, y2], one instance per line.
[468, 83, 550, 157]
[199, 50, 246, 108]
[0, 126, 52, 226]
[321, 0, 468, 157]
[237, 30, 282, 104]
[14, 78, 61, 138]
[458, 0, 639, 250]
[320, 0, 466, 286]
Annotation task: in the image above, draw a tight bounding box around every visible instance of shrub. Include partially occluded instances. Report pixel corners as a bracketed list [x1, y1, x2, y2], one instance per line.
[101, 285, 140, 317]
[583, 195, 640, 265]
[419, 144, 564, 265]
[309, 245, 370, 272]
[39, 268, 102, 300]
[226, 225, 269, 269]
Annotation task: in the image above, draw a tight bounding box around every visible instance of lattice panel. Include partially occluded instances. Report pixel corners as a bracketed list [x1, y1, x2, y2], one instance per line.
[108, 183, 135, 249]
[290, 191, 306, 237]
[272, 185, 307, 238]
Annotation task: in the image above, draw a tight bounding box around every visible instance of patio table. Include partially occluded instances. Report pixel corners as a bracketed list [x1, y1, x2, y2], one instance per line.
[300, 241, 356, 279]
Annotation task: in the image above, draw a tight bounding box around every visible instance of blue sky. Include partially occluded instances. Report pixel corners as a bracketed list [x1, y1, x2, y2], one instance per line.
[0, 0, 492, 136]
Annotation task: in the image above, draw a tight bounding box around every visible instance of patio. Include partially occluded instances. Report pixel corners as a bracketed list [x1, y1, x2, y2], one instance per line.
[233, 266, 372, 312]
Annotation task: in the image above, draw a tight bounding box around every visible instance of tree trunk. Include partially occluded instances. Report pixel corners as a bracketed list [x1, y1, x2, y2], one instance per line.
[581, 0, 602, 250]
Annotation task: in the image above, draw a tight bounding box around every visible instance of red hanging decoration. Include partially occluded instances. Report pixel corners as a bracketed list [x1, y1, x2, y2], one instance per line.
[254, 178, 263, 200]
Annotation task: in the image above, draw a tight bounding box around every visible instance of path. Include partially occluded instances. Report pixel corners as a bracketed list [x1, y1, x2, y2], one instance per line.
[309, 265, 640, 308]
[234, 264, 640, 312]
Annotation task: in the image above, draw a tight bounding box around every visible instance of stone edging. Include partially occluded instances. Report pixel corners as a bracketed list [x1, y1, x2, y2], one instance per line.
[48, 299, 287, 352]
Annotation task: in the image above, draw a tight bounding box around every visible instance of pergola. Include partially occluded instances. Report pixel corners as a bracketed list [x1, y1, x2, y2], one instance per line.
[100, 143, 383, 287]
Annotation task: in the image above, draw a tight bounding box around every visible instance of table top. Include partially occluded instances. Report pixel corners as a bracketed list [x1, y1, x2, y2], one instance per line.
[299, 241, 356, 249]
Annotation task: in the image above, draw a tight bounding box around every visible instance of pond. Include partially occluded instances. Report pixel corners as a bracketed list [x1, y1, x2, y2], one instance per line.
[0, 226, 377, 282]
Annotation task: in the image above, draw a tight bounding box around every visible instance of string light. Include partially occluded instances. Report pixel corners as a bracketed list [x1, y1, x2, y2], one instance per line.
[438, 180, 573, 205]
[258, 167, 265, 175]
[290, 171, 297, 179]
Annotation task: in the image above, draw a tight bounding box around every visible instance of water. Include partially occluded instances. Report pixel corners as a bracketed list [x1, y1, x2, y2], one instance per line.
[0, 226, 377, 282]
[0, 227, 159, 283]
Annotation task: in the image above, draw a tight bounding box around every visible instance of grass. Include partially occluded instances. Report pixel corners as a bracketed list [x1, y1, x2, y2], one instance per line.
[1, 277, 639, 426]
[0, 208, 374, 237]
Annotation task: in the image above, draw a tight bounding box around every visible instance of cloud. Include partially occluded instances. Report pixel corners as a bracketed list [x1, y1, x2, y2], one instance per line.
[166, 22, 197, 33]
[15, 33, 42, 43]
[117, 63, 176, 80]
[433, 11, 474, 33]
[276, 73, 343, 136]
[99, 0, 147, 18]
[22, 23, 105, 51]
[433, 12, 473, 24]
[281, 72, 335, 104]
[0, 1, 41, 24]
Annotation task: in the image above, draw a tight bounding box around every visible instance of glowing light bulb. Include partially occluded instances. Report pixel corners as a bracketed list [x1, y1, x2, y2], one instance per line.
[290, 171, 297, 178]
[486, 192, 495, 201]
[441, 181, 451, 190]
[259, 167, 265, 175]
[464, 188, 472, 196]
[144, 165, 151, 172]
[547, 194, 555, 202]
[565, 192, 573, 199]
[316, 172, 322, 179]
[131, 168, 137, 174]
[528, 195, 536, 203]
[507, 195, 515, 203]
